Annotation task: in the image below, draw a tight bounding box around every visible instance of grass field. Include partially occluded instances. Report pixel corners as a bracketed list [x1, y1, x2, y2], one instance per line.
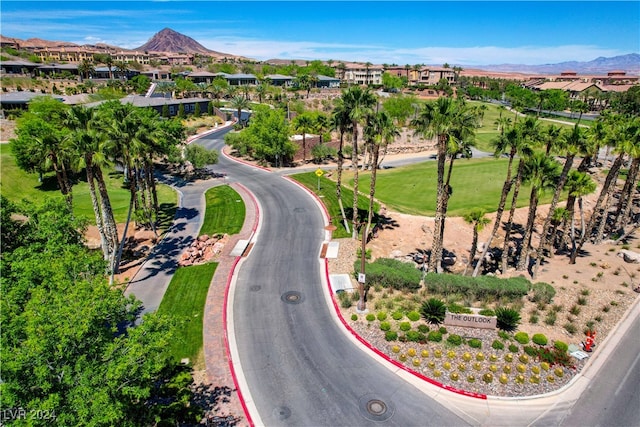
[157, 262, 217, 366]
[350, 157, 561, 217]
[0, 142, 177, 223]
[200, 185, 245, 236]
[290, 172, 379, 238]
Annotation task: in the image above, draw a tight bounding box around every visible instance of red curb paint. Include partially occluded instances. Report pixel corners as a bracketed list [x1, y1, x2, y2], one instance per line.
[221, 148, 271, 172]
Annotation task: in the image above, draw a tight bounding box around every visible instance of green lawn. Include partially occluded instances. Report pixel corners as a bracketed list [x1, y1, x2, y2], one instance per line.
[352, 157, 561, 217]
[200, 185, 245, 236]
[157, 262, 217, 365]
[0, 142, 177, 223]
[290, 172, 379, 238]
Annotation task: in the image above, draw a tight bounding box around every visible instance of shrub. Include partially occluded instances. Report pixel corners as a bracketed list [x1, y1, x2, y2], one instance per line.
[498, 331, 511, 341]
[350, 314, 358, 321]
[495, 307, 521, 331]
[532, 334, 548, 346]
[447, 302, 473, 314]
[420, 298, 447, 325]
[529, 281, 556, 304]
[577, 296, 588, 305]
[399, 322, 411, 332]
[523, 346, 538, 357]
[384, 331, 398, 341]
[544, 311, 557, 326]
[406, 331, 425, 342]
[407, 311, 421, 321]
[529, 314, 539, 324]
[380, 321, 391, 331]
[569, 305, 581, 316]
[366, 313, 376, 322]
[508, 344, 519, 353]
[354, 258, 422, 290]
[447, 334, 463, 346]
[423, 272, 530, 300]
[439, 326, 448, 334]
[376, 312, 388, 321]
[514, 332, 530, 345]
[478, 308, 495, 317]
[427, 331, 443, 342]
[417, 324, 430, 333]
[392, 311, 404, 320]
[468, 339, 482, 349]
[492, 340, 505, 350]
[554, 341, 569, 352]
[563, 323, 577, 335]
[339, 292, 352, 308]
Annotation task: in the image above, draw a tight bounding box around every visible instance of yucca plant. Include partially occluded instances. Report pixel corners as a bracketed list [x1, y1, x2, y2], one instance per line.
[495, 307, 521, 331]
[420, 297, 447, 325]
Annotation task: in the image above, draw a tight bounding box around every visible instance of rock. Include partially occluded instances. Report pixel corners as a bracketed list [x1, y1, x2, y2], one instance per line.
[390, 250, 403, 258]
[617, 250, 640, 264]
[442, 256, 456, 266]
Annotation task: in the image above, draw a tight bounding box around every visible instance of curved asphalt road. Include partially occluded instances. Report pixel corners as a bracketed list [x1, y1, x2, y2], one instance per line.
[196, 133, 470, 426]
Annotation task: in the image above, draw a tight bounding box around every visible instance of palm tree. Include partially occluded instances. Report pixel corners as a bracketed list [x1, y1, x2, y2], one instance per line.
[314, 113, 329, 144]
[293, 113, 314, 161]
[612, 117, 640, 233]
[229, 95, 250, 127]
[404, 64, 411, 83]
[542, 124, 562, 155]
[254, 81, 271, 104]
[411, 97, 466, 273]
[208, 77, 229, 102]
[463, 209, 490, 275]
[516, 152, 561, 272]
[340, 86, 377, 239]
[77, 59, 95, 81]
[561, 170, 596, 256]
[331, 99, 352, 233]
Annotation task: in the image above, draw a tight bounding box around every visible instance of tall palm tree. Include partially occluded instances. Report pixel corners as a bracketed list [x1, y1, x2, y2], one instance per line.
[561, 170, 596, 256]
[533, 125, 586, 277]
[412, 97, 470, 273]
[612, 117, 640, 233]
[331, 99, 352, 233]
[229, 95, 250, 127]
[463, 208, 490, 275]
[340, 86, 377, 238]
[516, 152, 561, 272]
[293, 113, 314, 161]
[77, 59, 95, 81]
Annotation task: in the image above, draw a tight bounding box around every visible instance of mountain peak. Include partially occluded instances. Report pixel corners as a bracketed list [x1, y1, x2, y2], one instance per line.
[135, 28, 212, 54]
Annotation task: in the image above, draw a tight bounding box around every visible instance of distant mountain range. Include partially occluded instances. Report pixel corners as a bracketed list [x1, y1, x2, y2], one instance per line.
[2, 28, 639, 75]
[473, 53, 640, 75]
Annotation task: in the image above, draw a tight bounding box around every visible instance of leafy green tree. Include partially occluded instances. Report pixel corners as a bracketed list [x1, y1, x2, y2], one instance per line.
[611, 85, 640, 115]
[382, 95, 418, 126]
[241, 105, 295, 164]
[185, 144, 219, 169]
[381, 72, 403, 92]
[129, 74, 151, 94]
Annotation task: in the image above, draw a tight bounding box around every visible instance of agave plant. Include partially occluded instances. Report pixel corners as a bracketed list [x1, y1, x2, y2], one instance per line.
[495, 307, 521, 331]
[420, 297, 447, 324]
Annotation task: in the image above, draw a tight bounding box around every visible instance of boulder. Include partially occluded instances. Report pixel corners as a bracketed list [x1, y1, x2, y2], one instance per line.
[390, 249, 403, 258]
[617, 250, 640, 264]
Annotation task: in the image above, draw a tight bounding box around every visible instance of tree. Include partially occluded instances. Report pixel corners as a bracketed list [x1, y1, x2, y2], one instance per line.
[463, 208, 490, 275]
[381, 72, 403, 92]
[293, 113, 315, 161]
[561, 170, 596, 256]
[93, 53, 114, 79]
[331, 98, 353, 233]
[77, 59, 95, 80]
[185, 144, 219, 169]
[239, 105, 295, 164]
[340, 86, 377, 240]
[612, 116, 640, 233]
[229, 95, 250, 127]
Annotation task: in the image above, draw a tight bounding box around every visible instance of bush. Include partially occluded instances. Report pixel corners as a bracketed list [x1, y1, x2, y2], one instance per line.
[384, 331, 398, 341]
[532, 334, 548, 346]
[366, 313, 376, 322]
[529, 282, 556, 304]
[338, 292, 352, 308]
[514, 332, 530, 345]
[447, 334, 463, 346]
[354, 258, 422, 290]
[563, 323, 577, 335]
[523, 345, 538, 357]
[495, 307, 521, 331]
[468, 339, 482, 349]
[399, 322, 411, 332]
[392, 311, 404, 320]
[508, 344, 519, 353]
[544, 311, 557, 325]
[407, 311, 421, 321]
[350, 314, 358, 321]
[439, 326, 448, 334]
[447, 302, 473, 314]
[376, 312, 387, 321]
[427, 331, 443, 342]
[498, 331, 511, 340]
[492, 340, 505, 350]
[406, 331, 425, 342]
[478, 308, 496, 317]
[420, 298, 447, 325]
[424, 272, 530, 300]
[417, 324, 430, 333]
[380, 321, 391, 331]
[554, 341, 569, 352]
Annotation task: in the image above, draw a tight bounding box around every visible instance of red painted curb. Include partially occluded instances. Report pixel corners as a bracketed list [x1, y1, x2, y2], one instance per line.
[221, 146, 272, 172]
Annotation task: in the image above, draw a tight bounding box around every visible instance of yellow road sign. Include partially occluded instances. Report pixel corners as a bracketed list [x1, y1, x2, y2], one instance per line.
[315, 168, 324, 177]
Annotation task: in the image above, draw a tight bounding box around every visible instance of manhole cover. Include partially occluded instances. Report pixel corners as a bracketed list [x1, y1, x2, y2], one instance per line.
[293, 207, 306, 213]
[358, 394, 394, 422]
[272, 406, 291, 420]
[249, 285, 261, 292]
[281, 291, 304, 304]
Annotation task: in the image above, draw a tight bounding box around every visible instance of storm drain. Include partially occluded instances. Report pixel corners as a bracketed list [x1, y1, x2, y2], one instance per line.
[281, 291, 304, 304]
[358, 394, 394, 422]
[272, 406, 291, 420]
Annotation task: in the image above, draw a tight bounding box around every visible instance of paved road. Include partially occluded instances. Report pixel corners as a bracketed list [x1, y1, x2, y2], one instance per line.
[196, 133, 471, 426]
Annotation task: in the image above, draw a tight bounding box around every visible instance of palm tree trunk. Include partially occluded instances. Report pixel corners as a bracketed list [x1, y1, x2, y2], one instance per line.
[594, 190, 615, 245]
[517, 187, 539, 271]
[366, 144, 380, 235]
[533, 155, 575, 278]
[472, 150, 516, 277]
[429, 134, 447, 273]
[502, 160, 525, 273]
[336, 132, 350, 234]
[85, 156, 109, 258]
[464, 227, 479, 276]
[560, 194, 577, 249]
[614, 157, 640, 232]
[352, 125, 360, 239]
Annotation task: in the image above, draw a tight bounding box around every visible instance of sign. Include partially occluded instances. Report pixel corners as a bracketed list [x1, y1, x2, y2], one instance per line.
[358, 273, 366, 283]
[444, 312, 496, 329]
[315, 168, 324, 177]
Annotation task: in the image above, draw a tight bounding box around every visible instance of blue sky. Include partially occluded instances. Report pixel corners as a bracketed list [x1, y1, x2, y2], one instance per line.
[1, 1, 638, 66]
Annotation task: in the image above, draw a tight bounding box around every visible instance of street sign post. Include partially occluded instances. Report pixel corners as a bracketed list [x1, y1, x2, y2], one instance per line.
[315, 168, 323, 191]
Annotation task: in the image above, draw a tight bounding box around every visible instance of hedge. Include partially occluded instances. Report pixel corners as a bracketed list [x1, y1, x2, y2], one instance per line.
[354, 258, 421, 290]
[423, 272, 530, 299]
